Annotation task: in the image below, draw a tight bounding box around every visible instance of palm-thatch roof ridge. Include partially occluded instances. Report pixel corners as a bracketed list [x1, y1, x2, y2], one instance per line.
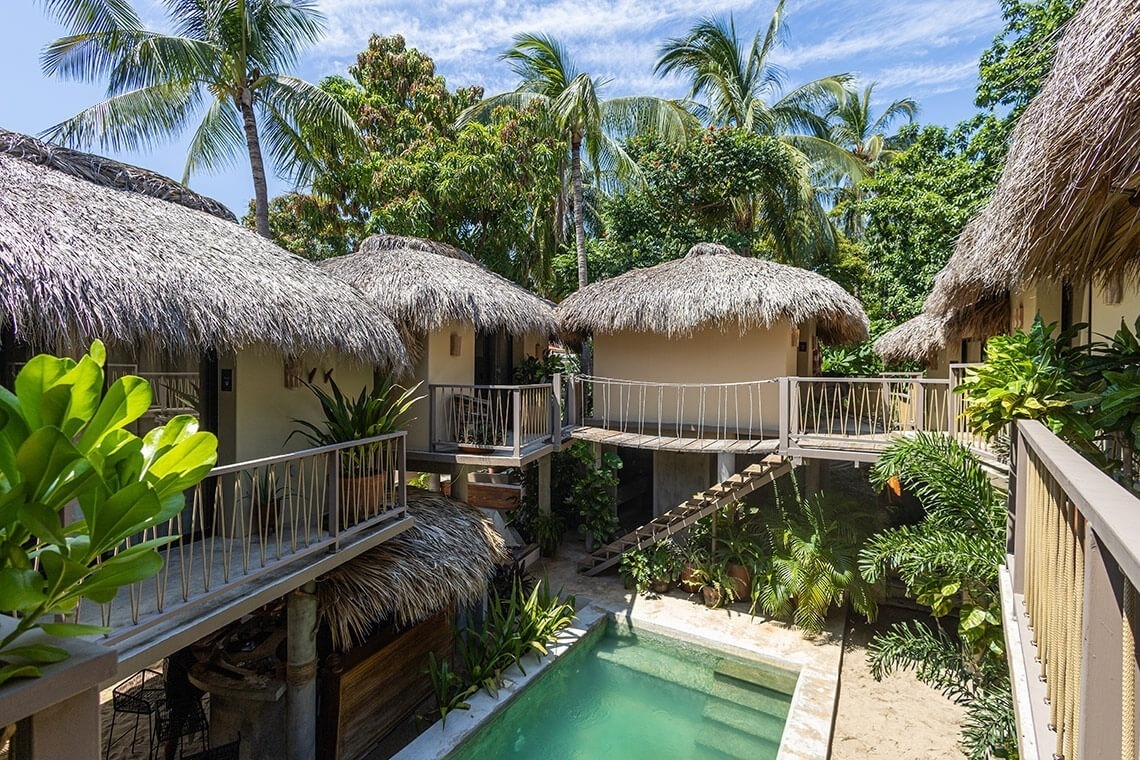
[320, 234, 557, 339]
[316, 488, 509, 651]
[928, 0, 1140, 313]
[0, 132, 408, 368]
[557, 242, 869, 345]
[0, 128, 236, 221]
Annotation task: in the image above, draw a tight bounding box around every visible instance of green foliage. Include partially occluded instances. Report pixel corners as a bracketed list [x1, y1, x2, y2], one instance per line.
[512, 353, 576, 384]
[754, 491, 878, 632]
[619, 540, 682, 594]
[266, 35, 564, 289]
[840, 126, 998, 325]
[1079, 317, 1140, 489]
[595, 128, 833, 275]
[290, 377, 423, 446]
[862, 434, 1015, 759]
[956, 317, 1094, 448]
[564, 442, 622, 545]
[426, 576, 575, 724]
[531, 512, 565, 558]
[0, 342, 218, 682]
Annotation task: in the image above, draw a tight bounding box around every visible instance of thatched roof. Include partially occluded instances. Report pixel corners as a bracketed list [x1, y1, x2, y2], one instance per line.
[873, 314, 946, 365]
[320, 234, 557, 338]
[556, 242, 869, 345]
[317, 488, 508, 651]
[0, 131, 408, 369]
[928, 0, 1140, 311]
[0, 128, 236, 221]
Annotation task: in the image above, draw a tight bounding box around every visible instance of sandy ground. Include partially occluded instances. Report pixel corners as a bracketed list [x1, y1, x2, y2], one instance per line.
[831, 606, 966, 759]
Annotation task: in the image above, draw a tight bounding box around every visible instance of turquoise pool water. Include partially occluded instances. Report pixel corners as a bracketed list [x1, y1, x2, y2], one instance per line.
[446, 623, 796, 760]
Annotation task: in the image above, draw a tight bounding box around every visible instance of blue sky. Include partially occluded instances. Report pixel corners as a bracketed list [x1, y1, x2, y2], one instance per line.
[0, 0, 1004, 217]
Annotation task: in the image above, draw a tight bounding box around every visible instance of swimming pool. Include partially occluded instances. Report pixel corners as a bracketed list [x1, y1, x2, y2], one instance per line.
[445, 620, 797, 760]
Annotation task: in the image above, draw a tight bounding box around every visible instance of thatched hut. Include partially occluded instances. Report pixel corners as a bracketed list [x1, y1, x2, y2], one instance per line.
[923, 0, 1140, 347]
[321, 235, 557, 456]
[557, 242, 867, 513]
[558, 242, 868, 382]
[0, 129, 409, 462]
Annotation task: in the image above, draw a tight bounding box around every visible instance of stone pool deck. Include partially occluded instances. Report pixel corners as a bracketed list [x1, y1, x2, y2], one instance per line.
[537, 546, 843, 760]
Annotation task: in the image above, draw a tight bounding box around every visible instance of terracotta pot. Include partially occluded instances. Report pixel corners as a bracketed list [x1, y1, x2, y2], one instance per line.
[650, 578, 674, 595]
[338, 473, 388, 518]
[679, 563, 703, 594]
[726, 563, 752, 602]
[701, 585, 722, 608]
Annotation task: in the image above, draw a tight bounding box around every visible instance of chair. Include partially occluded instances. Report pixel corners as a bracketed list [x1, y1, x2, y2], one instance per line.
[151, 701, 209, 759]
[105, 668, 165, 758]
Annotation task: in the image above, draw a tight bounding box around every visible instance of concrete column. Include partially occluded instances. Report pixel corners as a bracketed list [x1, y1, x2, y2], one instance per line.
[804, 459, 823, 498]
[450, 465, 470, 503]
[11, 688, 102, 760]
[537, 454, 552, 516]
[716, 452, 736, 483]
[286, 581, 318, 760]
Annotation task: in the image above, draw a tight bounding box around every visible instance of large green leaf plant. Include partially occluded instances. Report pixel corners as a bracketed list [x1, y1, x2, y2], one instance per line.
[0, 341, 217, 684]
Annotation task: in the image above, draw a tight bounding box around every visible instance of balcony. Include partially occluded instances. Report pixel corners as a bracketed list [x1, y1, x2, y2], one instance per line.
[1003, 420, 1140, 760]
[420, 379, 571, 467]
[77, 433, 412, 678]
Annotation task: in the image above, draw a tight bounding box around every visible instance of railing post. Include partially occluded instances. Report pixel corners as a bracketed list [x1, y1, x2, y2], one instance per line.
[327, 450, 340, 551]
[1077, 529, 1127, 760]
[551, 374, 562, 451]
[778, 377, 790, 451]
[568, 375, 578, 426]
[398, 433, 407, 511]
[914, 380, 925, 431]
[513, 387, 522, 458]
[428, 384, 437, 452]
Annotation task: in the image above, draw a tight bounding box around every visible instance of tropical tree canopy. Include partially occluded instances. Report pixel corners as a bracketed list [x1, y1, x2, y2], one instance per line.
[463, 32, 692, 289]
[40, 0, 362, 237]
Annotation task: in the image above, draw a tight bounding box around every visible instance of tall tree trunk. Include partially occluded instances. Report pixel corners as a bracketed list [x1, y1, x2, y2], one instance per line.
[570, 137, 588, 290]
[238, 90, 271, 239]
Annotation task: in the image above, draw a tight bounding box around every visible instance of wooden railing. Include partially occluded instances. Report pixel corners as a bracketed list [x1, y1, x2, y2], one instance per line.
[949, 363, 992, 453]
[78, 433, 408, 644]
[571, 375, 780, 441]
[428, 382, 559, 457]
[1005, 420, 1140, 760]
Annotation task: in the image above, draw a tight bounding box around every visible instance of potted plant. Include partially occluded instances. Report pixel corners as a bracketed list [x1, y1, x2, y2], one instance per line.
[620, 541, 683, 594]
[697, 562, 735, 609]
[532, 512, 565, 558]
[290, 376, 422, 513]
[678, 543, 708, 594]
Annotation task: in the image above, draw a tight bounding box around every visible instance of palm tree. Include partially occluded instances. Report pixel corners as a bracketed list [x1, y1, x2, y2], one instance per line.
[40, 0, 361, 238]
[824, 83, 917, 235]
[461, 33, 690, 290]
[655, 4, 851, 265]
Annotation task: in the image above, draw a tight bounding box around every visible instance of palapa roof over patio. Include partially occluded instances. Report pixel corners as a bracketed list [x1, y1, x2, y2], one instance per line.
[320, 234, 557, 338]
[0, 130, 408, 369]
[556, 242, 869, 345]
[316, 488, 509, 651]
[926, 0, 1140, 315]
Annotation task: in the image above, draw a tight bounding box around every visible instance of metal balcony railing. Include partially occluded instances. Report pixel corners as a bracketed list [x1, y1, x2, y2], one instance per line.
[428, 381, 560, 457]
[78, 433, 408, 645]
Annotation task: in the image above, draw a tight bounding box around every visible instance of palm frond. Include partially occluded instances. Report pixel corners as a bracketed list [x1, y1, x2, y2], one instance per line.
[183, 96, 245, 183]
[42, 79, 202, 151]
